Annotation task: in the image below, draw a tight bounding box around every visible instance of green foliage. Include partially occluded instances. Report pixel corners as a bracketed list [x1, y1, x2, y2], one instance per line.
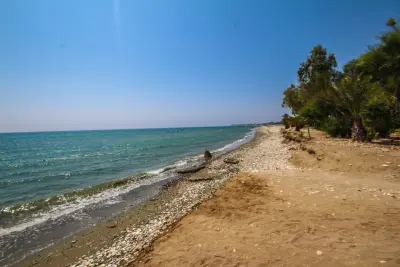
[363, 93, 393, 137]
[297, 44, 339, 86]
[322, 116, 352, 137]
[281, 84, 305, 115]
[281, 18, 399, 141]
[386, 17, 397, 27]
[281, 113, 290, 128]
[390, 101, 400, 128]
[281, 114, 305, 130]
[358, 30, 400, 95]
[298, 100, 336, 129]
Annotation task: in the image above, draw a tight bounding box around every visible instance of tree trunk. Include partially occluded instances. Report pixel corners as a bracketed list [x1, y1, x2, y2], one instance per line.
[351, 118, 366, 142]
[307, 126, 311, 139]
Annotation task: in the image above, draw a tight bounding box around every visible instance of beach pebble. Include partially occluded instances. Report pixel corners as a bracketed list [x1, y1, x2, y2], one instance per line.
[316, 250, 323, 255]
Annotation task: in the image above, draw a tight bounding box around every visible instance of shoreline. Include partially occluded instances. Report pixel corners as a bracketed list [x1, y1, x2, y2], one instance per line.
[12, 126, 266, 267]
[1, 127, 254, 229]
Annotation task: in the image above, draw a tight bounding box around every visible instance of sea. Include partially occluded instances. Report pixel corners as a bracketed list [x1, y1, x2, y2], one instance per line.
[0, 126, 255, 266]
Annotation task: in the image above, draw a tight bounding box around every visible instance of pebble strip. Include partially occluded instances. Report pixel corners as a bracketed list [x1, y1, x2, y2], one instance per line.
[232, 126, 295, 172]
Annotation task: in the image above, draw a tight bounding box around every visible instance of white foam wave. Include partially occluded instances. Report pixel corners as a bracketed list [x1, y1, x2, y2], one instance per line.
[146, 168, 165, 175]
[212, 128, 256, 154]
[0, 173, 174, 237]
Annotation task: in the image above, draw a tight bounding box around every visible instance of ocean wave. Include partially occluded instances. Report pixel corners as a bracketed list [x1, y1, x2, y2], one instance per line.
[0, 172, 153, 233]
[0, 175, 165, 236]
[146, 168, 165, 175]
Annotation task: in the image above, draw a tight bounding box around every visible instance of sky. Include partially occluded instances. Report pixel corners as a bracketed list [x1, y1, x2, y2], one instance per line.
[1, 0, 400, 132]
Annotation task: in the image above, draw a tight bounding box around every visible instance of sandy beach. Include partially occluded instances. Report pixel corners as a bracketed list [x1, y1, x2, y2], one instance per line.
[15, 125, 400, 267]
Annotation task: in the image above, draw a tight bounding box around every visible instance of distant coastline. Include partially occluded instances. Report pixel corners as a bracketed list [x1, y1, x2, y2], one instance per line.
[230, 121, 281, 127]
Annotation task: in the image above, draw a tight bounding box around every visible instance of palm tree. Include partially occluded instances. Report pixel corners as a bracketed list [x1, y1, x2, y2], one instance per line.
[330, 74, 379, 141]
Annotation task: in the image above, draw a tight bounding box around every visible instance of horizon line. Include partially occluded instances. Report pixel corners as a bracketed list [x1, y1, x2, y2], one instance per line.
[0, 122, 274, 134]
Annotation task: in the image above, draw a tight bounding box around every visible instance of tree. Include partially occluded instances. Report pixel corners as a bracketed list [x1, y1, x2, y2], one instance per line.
[358, 21, 400, 96]
[297, 45, 341, 91]
[281, 19, 400, 142]
[282, 45, 340, 121]
[281, 84, 305, 115]
[329, 73, 380, 141]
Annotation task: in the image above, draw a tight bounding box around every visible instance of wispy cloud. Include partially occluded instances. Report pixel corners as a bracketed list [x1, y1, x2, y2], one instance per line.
[113, 0, 121, 37]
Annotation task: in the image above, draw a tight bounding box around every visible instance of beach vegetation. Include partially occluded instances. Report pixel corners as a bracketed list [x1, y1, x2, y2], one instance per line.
[282, 18, 400, 141]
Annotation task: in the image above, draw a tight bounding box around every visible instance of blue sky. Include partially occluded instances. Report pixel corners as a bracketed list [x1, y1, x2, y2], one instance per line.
[1, 0, 399, 132]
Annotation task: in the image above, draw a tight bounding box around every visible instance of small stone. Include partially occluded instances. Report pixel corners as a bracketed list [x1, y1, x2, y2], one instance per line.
[382, 164, 389, 167]
[71, 240, 77, 244]
[380, 260, 387, 263]
[316, 250, 323, 255]
[204, 150, 212, 162]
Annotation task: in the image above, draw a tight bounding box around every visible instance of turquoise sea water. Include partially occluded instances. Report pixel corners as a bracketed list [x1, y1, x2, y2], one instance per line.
[0, 126, 254, 266]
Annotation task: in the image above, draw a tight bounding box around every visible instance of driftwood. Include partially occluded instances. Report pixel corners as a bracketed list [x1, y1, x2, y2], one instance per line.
[176, 164, 206, 174]
[223, 157, 240, 164]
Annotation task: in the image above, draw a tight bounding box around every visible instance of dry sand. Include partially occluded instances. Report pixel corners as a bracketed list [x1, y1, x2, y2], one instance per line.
[133, 127, 400, 267]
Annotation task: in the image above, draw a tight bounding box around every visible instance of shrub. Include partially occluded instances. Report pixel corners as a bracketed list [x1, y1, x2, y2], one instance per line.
[363, 96, 393, 138]
[322, 116, 352, 138]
